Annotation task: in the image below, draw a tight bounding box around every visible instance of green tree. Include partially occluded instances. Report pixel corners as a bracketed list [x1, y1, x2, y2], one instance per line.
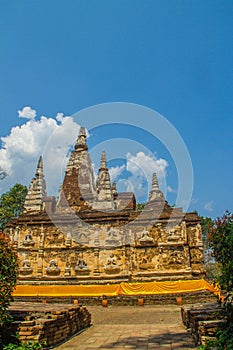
[0, 184, 27, 230]
[136, 203, 145, 211]
[200, 216, 221, 282]
[0, 232, 18, 346]
[199, 211, 233, 350]
[201, 216, 214, 246]
[208, 211, 233, 292]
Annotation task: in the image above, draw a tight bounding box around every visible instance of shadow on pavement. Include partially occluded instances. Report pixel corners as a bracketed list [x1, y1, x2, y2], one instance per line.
[100, 331, 197, 349]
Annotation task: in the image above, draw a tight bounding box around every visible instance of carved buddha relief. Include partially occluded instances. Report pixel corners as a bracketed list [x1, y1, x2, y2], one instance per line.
[21, 230, 35, 247]
[104, 252, 121, 274]
[74, 258, 90, 275]
[46, 259, 61, 276]
[139, 230, 154, 245]
[105, 227, 120, 246]
[20, 259, 33, 275]
[45, 232, 65, 247]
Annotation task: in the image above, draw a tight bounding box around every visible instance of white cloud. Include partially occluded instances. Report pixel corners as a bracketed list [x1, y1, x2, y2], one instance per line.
[0, 108, 81, 195]
[167, 185, 176, 193]
[18, 106, 36, 120]
[122, 151, 168, 201]
[109, 164, 125, 182]
[204, 201, 214, 212]
[0, 110, 169, 205]
[126, 151, 167, 180]
[116, 178, 134, 193]
[56, 112, 64, 122]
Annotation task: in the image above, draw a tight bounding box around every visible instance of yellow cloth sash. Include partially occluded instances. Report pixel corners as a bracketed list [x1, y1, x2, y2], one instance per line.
[13, 279, 219, 297]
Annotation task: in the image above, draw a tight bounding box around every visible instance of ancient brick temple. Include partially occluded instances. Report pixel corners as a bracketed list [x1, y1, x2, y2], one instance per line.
[5, 127, 205, 285]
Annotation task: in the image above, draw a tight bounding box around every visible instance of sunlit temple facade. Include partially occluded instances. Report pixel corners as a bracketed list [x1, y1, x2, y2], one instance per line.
[5, 127, 205, 284]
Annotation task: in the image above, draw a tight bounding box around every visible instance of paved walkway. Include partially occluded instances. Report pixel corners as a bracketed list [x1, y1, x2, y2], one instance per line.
[54, 305, 198, 350]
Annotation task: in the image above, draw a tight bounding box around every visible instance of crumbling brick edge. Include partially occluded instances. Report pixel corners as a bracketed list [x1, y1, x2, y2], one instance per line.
[8, 303, 91, 348]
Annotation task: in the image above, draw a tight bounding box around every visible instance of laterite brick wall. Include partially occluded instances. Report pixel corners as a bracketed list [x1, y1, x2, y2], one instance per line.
[9, 303, 91, 348]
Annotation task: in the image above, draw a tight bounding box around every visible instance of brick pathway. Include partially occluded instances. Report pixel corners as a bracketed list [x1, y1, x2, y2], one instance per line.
[54, 305, 198, 350]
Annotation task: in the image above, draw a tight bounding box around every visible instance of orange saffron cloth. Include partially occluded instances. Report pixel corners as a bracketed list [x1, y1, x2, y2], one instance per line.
[13, 279, 219, 297]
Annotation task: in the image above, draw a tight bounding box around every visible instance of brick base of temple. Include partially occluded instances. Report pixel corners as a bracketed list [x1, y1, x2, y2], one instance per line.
[8, 303, 91, 348]
[181, 302, 226, 346]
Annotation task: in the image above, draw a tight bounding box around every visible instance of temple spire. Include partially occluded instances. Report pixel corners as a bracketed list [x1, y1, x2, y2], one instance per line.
[149, 172, 164, 201]
[61, 126, 96, 209]
[24, 156, 47, 212]
[96, 150, 113, 201]
[152, 172, 159, 191]
[36, 156, 43, 176]
[75, 126, 88, 151]
[99, 150, 107, 170]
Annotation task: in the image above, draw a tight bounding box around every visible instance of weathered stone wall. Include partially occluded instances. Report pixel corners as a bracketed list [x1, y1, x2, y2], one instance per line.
[5, 212, 205, 284]
[8, 302, 91, 348]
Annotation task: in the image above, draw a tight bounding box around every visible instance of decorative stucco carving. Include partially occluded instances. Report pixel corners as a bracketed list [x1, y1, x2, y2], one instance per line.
[104, 253, 121, 274]
[21, 231, 35, 247]
[138, 250, 154, 270]
[20, 259, 33, 275]
[45, 232, 65, 247]
[190, 248, 204, 262]
[139, 230, 154, 245]
[105, 227, 120, 246]
[74, 258, 90, 275]
[46, 259, 61, 276]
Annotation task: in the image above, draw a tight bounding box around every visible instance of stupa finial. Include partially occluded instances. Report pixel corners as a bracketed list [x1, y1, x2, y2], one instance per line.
[149, 172, 164, 201]
[99, 150, 107, 170]
[75, 126, 88, 151]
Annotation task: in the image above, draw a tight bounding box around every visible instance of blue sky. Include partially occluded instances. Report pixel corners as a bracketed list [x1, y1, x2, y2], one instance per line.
[0, 0, 232, 218]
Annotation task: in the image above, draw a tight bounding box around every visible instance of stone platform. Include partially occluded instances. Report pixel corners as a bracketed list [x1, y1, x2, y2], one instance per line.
[54, 305, 198, 350]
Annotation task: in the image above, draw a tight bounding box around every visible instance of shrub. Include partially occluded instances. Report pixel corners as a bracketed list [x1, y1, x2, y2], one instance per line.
[199, 211, 233, 350]
[3, 341, 42, 350]
[0, 232, 18, 348]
